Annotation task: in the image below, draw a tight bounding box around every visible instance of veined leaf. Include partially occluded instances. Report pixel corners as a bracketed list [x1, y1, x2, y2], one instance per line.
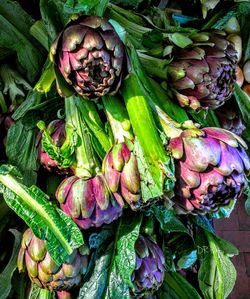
[79, 214, 142, 298]
[0, 164, 84, 265]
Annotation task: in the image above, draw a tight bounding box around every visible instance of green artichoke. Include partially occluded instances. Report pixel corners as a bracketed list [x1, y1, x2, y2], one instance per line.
[168, 30, 237, 110]
[17, 228, 89, 291]
[50, 16, 127, 99]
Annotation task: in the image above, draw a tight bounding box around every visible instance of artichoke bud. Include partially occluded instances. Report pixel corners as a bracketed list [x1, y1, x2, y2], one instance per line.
[50, 16, 128, 99]
[56, 174, 123, 229]
[17, 228, 89, 292]
[168, 30, 237, 110]
[131, 235, 165, 297]
[103, 141, 142, 211]
[168, 127, 250, 214]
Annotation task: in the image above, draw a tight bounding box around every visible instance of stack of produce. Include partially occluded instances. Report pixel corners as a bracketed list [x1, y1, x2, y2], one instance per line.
[0, 1, 249, 298]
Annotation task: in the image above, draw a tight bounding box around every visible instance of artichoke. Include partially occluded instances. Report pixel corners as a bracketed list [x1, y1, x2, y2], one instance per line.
[215, 100, 245, 135]
[50, 16, 127, 99]
[168, 30, 237, 110]
[103, 141, 142, 211]
[56, 174, 123, 229]
[168, 127, 250, 214]
[132, 235, 165, 297]
[37, 120, 72, 174]
[17, 228, 88, 292]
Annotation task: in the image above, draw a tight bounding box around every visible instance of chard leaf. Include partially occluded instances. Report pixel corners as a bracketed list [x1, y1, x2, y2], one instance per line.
[158, 272, 202, 299]
[79, 214, 142, 298]
[0, 229, 21, 299]
[0, 5, 44, 82]
[197, 230, 237, 299]
[0, 164, 84, 265]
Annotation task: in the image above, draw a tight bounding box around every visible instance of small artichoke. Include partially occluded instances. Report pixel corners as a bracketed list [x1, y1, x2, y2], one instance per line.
[168, 127, 250, 214]
[215, 100, 245, 135]
[103, 141, 142, 210]
[50, 16, 127, 99]
[37, 120, 72, 175]
[132, 235, 165, 297]
[168, 30, 237, 110]
[56, 174, 123, 229]
[17, 228, 88, 292]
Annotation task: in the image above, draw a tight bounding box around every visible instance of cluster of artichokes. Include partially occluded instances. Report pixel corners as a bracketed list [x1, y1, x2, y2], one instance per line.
[19, 9, 249, 298]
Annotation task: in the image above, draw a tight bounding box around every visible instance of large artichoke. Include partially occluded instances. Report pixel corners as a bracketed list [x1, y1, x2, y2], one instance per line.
[168, 127, 250, 214]
[17, 228, 88, 292]
[50, 16, 127, 99]
[37, 120, 72, 175]
[56, 174, 123, 229]
[131, 235, 165, 297]
[168, 30, 237, 110]
[103, 141, 142, 211]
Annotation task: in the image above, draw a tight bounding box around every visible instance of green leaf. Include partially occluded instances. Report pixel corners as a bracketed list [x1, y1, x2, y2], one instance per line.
[34, 62, 55, 93]
[6, 120, 39, 186]
[169, 33, 193, 48]
[177, 250, 197, 269]
[158, 271, 202, 299]
[79, 214, 142, 299]
[0, 15, 44, 82]
[40, 0, 67, 42]
[197, 230, 237, 299]
[190, 215, 215, 234]
[64, 0, 109, 17]
[152, 206, 189, 234]
[234, 83, 250, 125]
[0, 229, 21, 299]
[245, 187, 250, 216]
[0, 165, 84, 265]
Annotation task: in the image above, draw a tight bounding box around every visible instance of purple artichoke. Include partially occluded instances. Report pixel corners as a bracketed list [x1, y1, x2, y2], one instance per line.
[215, 100, 245, 135]
[168, 30, 237, 110]
[103, 142, 142, 210]
[50, 16, 127, 99]
[132, 235, 165, 297]
[17, 228, 88, 292]
[37, 120, 72, 175]
[56, 174, 123, 229]
[168, 127, 250, 214]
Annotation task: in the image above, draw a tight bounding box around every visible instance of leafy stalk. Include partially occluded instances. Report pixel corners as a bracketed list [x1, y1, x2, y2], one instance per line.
[0, 164, 84, 265]
[30, 20, 49, 51]
[102, 95, 133, 143]
[65, 96, 100, 178]
[121, 69, 174, 200]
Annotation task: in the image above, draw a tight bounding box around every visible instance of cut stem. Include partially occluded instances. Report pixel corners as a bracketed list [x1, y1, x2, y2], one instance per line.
[102, 95, 133, 143]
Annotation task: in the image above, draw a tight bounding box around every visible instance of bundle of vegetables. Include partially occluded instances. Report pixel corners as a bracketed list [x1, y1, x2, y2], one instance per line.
[0, 1, 250, 299]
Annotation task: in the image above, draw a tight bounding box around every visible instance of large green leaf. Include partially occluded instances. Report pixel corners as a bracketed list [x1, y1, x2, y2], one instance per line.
[197, 230, 237, 299]
[79, 214, 142, 299]
[0, 164, 84, 265]
[64, 0, 109, 16]
[158, 272, 202, 299]
[0, 229, 21, 299]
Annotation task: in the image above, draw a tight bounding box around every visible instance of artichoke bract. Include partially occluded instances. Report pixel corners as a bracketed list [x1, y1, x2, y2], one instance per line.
[168, 30, 237, 110]
[132, 235, 165, 297]
[103, 141, 142, 211]
[37, 120, 72, 174]
[50, 16, 127, 99]
[56, 174, 123, 229]
[17, 228, 88, 292]
[168, 127, 250, 214]
[215, 100, 245, 135]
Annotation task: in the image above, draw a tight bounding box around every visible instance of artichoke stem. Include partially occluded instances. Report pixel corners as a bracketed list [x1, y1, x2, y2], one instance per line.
[65, 96, 100, 178]
[102, 95, 134, 143]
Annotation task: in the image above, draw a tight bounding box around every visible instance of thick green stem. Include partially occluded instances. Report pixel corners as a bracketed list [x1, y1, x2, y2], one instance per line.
[0, 91, 7, 113]
[80, 100, 111, 152]
[65, 96, 100, 178]
[102, 95, 133, 143]
[137, 52, 169, 80]
[30, 20, 49, 51]
[38, 289, 53, 299]
[122, 73, 174, 199]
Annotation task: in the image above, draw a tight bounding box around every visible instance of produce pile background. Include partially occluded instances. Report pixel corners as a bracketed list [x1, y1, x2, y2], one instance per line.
[0, 0, 250, 298]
